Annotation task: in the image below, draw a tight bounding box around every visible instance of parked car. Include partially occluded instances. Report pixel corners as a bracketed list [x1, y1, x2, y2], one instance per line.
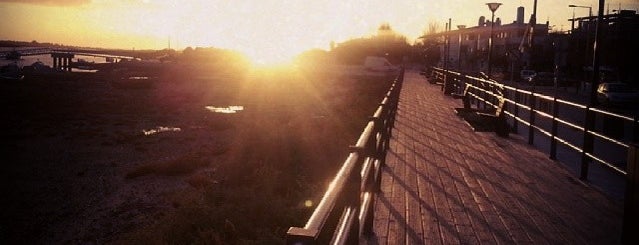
[596, 82, 639, 106]
[519, 70, 536, 82]
[527, 72, 555, 86]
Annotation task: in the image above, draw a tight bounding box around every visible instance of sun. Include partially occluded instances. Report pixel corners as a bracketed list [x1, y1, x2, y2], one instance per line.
[241, 44, 301, 67]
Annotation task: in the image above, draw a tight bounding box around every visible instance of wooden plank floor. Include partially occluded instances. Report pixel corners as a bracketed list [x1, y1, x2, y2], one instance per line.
[368, 70, 623, 244]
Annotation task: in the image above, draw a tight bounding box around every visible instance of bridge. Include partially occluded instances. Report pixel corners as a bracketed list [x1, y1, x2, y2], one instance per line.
[1, 48, 134, 71]
[287, 68, 637, 244]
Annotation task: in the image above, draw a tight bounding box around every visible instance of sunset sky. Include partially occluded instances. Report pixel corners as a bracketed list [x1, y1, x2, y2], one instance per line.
[1, 0, 637, 63]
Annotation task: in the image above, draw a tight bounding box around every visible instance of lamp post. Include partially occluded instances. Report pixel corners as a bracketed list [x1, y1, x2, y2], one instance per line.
[486, 2, 502, 78]
[457, 25, 465, 70]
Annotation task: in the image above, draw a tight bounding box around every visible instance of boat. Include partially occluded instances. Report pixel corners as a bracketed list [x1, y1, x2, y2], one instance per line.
[0, 62, 24, 81]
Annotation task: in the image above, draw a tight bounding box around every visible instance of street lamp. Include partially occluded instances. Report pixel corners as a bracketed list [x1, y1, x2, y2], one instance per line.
[569, 4, 593, 49]
[486, 2, 502, 78]
[568, 4, 593, 18]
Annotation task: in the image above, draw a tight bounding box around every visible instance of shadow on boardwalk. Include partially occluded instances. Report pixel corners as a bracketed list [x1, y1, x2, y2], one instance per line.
[370, 70, 623, 244]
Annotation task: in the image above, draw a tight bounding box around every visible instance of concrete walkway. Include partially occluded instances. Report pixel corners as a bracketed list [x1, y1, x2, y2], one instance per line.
[370, 70, 623, 244]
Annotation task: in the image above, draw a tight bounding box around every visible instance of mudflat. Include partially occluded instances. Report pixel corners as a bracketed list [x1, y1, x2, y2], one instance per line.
[1, 66, 396, 243]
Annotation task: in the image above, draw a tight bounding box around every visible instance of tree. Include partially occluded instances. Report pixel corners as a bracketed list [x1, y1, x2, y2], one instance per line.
[418, 22, 444, 67]
[329, 23, 410, 65]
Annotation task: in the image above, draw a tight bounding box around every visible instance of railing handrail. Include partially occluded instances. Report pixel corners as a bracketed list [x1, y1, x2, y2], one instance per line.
[286, 69, 404, 244]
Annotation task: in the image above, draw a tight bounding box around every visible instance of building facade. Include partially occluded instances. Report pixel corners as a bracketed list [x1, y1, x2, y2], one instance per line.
[422, 6, 550, 79]
[424, 7, 639, 86]
[568, 9, 639, 85]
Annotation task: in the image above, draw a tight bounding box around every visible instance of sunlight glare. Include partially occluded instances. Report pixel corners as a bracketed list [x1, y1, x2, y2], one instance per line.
[242, 45, 301, 67]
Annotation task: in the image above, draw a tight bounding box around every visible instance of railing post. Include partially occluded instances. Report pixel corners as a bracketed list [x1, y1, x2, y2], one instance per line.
[491, 82, 497, 109]
[390, 70, 403, 131]
[633, 116, 639, 143]
[472, 79, 478, 109]
[440, 71, 446, 91]
[442, 72, 447, 92]
[623, 143, 639, 245]
[528, 91, 536, 145]
[513, 88, 519, 133]
[480, 81, 487, 110]
[362, 119, 378, 237]
[550, 97, 559, 160]
[345, 146, 363, 244]
[580, 107, 595, 180]
[458, 75, 464, 96]
[374, 116, 385, 193]
[376, 107, 389, 172]
[443, 73, 455, 95]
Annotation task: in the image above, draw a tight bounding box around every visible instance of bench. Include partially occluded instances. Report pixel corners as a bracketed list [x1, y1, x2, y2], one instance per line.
[454, 91, 509, 137]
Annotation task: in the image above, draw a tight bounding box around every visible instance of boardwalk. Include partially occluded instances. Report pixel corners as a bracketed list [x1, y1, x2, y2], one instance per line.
[370, 70, 623, 244]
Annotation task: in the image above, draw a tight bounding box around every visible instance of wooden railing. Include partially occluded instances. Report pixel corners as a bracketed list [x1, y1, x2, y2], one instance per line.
[430, 67, 636, 179]
[430, 67, 638, 243]
[286, 69, 404, 244]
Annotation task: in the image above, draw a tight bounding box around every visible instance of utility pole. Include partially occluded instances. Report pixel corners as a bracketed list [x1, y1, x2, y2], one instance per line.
[486, 2, 502, 78]
[589, 0, 605, 106]
[448, 18, 452, 70]
[529, 0, 537, 71]
[458, 26, 463, 71]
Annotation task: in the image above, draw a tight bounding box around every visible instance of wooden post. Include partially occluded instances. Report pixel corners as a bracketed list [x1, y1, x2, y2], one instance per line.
[443, 73, 456, 95]
[347, 155, 361, 244]
[550, 98, 559, 159]
[623, 143, 639, 245]
[472, 79, 479, 109]
[633, 116, 639, 142]
[581, 107, 595, 180]
[513, 88, 520, 133]
[528, 92, 536, 145]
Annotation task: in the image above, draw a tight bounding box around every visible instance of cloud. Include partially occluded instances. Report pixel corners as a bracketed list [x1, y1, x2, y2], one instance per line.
[0, 0, 91, 6]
